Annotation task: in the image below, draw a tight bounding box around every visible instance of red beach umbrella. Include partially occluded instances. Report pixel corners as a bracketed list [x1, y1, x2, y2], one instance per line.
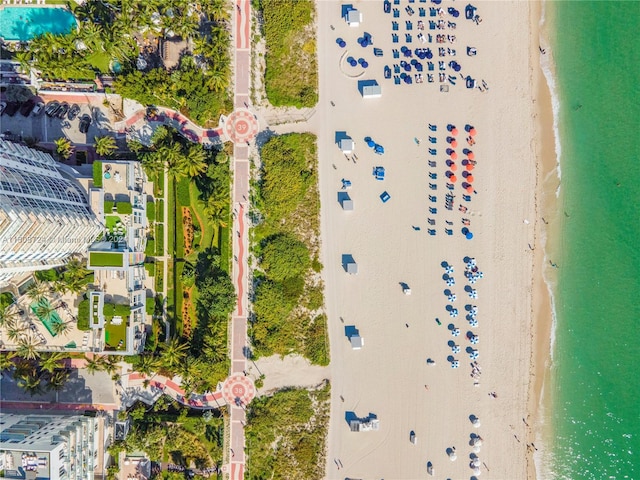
[450, 140, 458, 148]
[469, 128, 477, 136]
[466, 163, 474, 171]
[466, 185, 474, 193]
[450, 175, 457, 183]
[450, 151, 458, 160]
[467, 151, 475, 160]
[466, 175, 474, 183]
[450, 163, 457, 172]
[451, 127, 459, 136]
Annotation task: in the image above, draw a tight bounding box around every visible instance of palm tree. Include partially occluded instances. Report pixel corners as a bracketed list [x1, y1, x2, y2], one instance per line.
[182, 146, 208, 178]
[134, 353, 161, 376]
[35, 302, 56, 323]
[0, 304, 20, 328]
[13, 50, 33, 75]
[51, 320, 72, 337]
[201, 195, 228, 228]
[16, 339, 40, 361]
[79, 22, 103, 51]
[5, 320, 25, 343]
[17, 371, 44, 396]
[40, 352, 69, 374]
[160, 338, 188, 371]
[54, 137, 74, 160]
[141, 151, 165, 177]
[0, 353, 15, 372]
[27, 279, 50, 303]
[46, 370, 70, 392]
[205, 0, 230, 22]
[94, 135, 118, 157]
[84, 355, 106, 375]
[101, 356, 120, 375]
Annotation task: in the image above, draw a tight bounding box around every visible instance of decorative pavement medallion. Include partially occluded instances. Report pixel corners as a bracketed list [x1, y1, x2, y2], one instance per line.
[224, 108, 259, 144]
[222, 373, 256, 406]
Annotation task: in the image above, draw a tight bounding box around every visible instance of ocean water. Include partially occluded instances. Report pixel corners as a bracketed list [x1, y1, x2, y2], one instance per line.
[545, 1, 640, 478]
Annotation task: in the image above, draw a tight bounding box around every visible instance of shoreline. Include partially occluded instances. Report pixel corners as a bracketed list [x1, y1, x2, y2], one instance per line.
[528, 1, 561, 478]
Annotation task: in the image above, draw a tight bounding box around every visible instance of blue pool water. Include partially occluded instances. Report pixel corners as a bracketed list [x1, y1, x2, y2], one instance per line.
[0, 7, 77, 41]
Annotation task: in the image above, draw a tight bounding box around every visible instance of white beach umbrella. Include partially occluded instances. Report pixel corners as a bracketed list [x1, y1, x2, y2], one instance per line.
[471, 458, 481, 468]
[469, 319, 478, 327]
[472, 437, 483, 447]
[451, 328, 460, 336]
[470, 335, 479, 345]
[448, 451, 457, 461]
[473, 467, 482, 476]
[446, 278, 456, 286]
[472, 418, 481, 428]
[451, 344, 460, 353]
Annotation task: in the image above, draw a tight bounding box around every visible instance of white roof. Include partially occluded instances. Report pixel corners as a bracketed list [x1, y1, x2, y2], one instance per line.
[362, 83, 382, 97]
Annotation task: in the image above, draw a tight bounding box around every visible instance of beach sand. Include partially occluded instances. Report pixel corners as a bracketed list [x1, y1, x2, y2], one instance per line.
[315, 1, 551, 478]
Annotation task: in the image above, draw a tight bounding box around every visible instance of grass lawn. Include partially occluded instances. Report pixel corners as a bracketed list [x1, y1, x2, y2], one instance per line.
[156, 199, 165, 222]
[174, 261, 184, 336]
[105, 321, 127, 349]
[86, 51, 111, 73]
[89, 251, 123, 267]
[156, 223, 165, 256]
[155, 260, 164, 293]
[189, 182, 214, 252]
[166, 259, 175, 324]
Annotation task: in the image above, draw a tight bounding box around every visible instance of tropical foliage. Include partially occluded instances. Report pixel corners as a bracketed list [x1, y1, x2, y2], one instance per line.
[54, 137, 74, 160]
[250, 134, 328, 364]
[246, 383, 330, 479]
[94, 135, 117, 157]
[2, 352, 71, 396]
[260, 0, 318, 107]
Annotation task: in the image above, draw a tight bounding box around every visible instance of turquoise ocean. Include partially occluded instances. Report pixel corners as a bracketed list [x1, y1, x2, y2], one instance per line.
[543, 1, 640, 478]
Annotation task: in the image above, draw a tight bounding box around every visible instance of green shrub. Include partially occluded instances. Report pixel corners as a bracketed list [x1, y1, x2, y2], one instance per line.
[116, 202, 133, 214]
[261, 233, 310, 282]
[146, 297, 155, 316]
[155, 261, 164, 292]
[104, 200, 114, 212]
[156, 224, 164, 256]
[145, 237, 156, 257]
[146, 202, 155, 222]
[77, 299, 90, 330]
[93, 161, 103, 188]
[103, 303, 131, 318]
[35, 268, 60, 282]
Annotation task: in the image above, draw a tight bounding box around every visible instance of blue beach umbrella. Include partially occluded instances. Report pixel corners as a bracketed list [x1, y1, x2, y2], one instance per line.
[466, 232, 474, 240]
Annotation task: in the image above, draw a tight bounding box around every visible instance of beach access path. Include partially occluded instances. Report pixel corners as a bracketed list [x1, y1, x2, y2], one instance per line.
[318, 1, 538, 479]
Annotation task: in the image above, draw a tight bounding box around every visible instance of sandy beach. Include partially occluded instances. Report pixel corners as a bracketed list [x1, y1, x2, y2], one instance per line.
[316, 1, 552, 478]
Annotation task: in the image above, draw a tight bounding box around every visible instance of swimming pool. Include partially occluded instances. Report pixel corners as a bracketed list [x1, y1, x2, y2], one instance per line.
[0, 7, 77, 42]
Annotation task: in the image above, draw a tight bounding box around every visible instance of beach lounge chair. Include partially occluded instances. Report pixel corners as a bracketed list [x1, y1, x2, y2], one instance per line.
[429, 172, 437, 179]
[393, 8, 400, 17]
[429, 136, 437, 143]
[392, 34, 399, 43]
[429, 124, 437, 131]
[429, 207, 437, 214]
[445, 229, 453, 235]
[429, 195, 437, 202]
[374, 48, 383, 57]
[380, 191, 391, 203]
[428, 218, 435, 225]
[419, 8, 426, 17]
[429, 183, 437, 190]
[394, 76, 401, 84]
[428, 229, 436, 236]
[406, 34, 413, 42]
[394, 0, 399, 4]
[392, 21, 399, 30]
[406, 21, 413, 30]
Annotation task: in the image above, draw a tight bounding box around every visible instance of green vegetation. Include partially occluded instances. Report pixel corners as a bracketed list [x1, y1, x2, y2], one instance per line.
[104, 200, 115, 212]
[146, 297, 155, 316]
[94, 135, 117, 157]
[260, 0, 318, 107]
[155, 260, 165, 293]
[89, 252, 123, 268]
[116, 202, 133, 214]
[54, 137, 74, 160]
[105, 321, 127, 349]
[246, 383, 330, 479]
[34, 269, 60, 283]
[251, 134, 328, 364]
[77, 298, 90, 330]
[123, 402, 224, 470]
[1, 352, 72, 397]
[146, 202, 156, 222]
[156, 224, 165, 256]
[144, 261, 156, 277]
[145, 236, 156, 257]
[93, 161, 103, 188]
[156, 199, 165, 222]
[154, 174, 165, 198]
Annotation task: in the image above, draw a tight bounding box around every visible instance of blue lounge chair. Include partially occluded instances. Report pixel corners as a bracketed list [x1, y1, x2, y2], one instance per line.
[429, 195, 437, 202]
[380, 191, 391, 203]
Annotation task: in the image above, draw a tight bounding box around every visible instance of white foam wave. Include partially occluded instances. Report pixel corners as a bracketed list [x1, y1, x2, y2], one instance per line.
[538, 3, 563, 198]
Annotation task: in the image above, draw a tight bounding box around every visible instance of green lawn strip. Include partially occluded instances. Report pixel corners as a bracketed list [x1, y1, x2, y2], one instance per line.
[156, 224, 165, 257]
[156, 199, 164, 223]
[166, 260, 175, 326]
[189, 181, 214, 251]
[145, 237, 156, 257]
[155, 260, 164, 293]
[174, 260, 184, 336]
[144, 261, 155, 277]
[89, 252, 123, 267]
[93, 161, 103, 187]
[167, 177, 176, 256]
[146, 202, 155, 223]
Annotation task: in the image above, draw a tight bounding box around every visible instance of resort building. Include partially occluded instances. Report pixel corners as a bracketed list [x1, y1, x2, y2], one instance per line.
[83, 160, 152, 355]
[0, 412, 108, 480]
[0, 157, 155, 357]
[0, 140, 102, 287]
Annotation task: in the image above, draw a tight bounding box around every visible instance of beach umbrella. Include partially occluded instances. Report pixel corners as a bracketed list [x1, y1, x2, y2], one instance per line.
[451, 328, 460, 336]
[472, 418, 481, 427]
[465, 124, 475, 132]
[471, 306, 478, 314]
[466, 163, 475, 171]
[447, 123, 455, 131]
[450, 139, 458, 148]
[466, 231, 474, 240]
[451, 127, 459, 136]
[466, 175, 474, 183]
[450, 151, 458, 160]
[448, 451, 457, 461]
[469, 349, 479, 359]
[362, 61, 369, 68]
[473, 467, 482, 476]
[469, 291, 478, 299]
[446, 304, 453, 311]
[450, 163, 458, 172]
[444, 288, 452, 295]
[467, 151, 475, 160]
[469, 127, 477, 136]
[469, 277, 477, 284]
[404, 63, 412, 72]
[472, 437, 483, 447]
[451, 309, 458, 318]
[466, 185, 474, 193]
[451, 361, 459, 369]
[473, 445, 482, 454]
[469, 318, 478, 327]
[445, 265, 454, 274]
[471, 458, 481, 468]
[446, 278, 455, 286]
[447, 294, 456, 302]
[451, 344, 460, 353]
[470, 335, 479, 344]
[450, 175, 457, 183]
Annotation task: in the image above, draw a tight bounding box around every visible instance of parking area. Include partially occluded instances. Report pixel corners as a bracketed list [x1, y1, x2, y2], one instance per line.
[0, 92, 122, 146]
